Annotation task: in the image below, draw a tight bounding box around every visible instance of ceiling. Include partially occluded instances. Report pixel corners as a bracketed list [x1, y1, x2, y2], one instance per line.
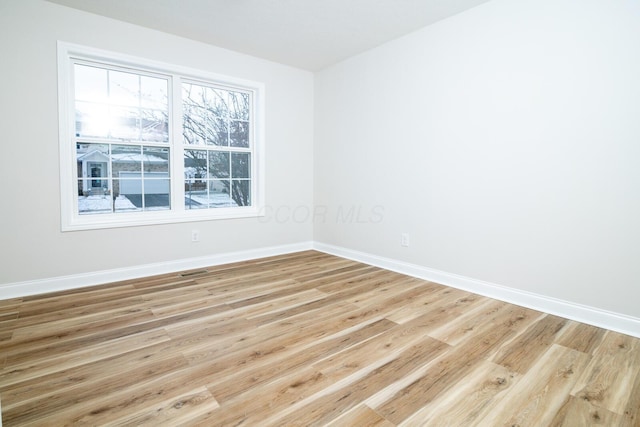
[46, 0, 491, 71]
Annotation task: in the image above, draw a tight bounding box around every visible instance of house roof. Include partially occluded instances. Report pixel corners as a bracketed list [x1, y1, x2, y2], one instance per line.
[77, 149, 167, 164]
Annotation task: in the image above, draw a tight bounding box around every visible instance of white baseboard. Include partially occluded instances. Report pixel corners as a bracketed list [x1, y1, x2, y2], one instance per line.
[0, 242, 314, 300]
[313, 242, 640, 339]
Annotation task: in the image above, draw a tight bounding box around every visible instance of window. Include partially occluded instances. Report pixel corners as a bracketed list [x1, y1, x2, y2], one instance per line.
[182, 82, 252, 209]
[58, 42, 264, 230]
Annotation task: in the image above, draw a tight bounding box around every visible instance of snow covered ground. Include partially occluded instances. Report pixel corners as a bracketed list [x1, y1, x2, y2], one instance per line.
[79, 192, 239, 214]
[78, 195, 138, 214]
[186, 192, 238, 208]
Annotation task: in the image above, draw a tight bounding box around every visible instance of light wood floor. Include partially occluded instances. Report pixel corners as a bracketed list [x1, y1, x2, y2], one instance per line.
[1, 251, 639, 426]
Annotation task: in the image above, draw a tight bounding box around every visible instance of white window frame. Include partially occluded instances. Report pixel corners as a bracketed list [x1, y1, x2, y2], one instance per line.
[57, 42, 265, 231]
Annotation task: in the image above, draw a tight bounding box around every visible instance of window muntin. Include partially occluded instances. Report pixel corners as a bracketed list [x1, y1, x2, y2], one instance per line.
[59, 43, 263, 230]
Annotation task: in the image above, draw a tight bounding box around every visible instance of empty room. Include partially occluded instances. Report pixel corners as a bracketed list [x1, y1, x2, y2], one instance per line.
[1, 0, 639, 425]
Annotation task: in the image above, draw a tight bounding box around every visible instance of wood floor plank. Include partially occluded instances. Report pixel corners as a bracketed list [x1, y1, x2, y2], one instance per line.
[1, 339, 186, 409]
[1, 311, 156, 368]
[384, 286, 465, 325]
[0, 328, 171, 389]
[491, 313, 568, 374]
[570, 330, 640, 415]
[311, 307, 467, 382]
[0, 293, 147, 330]
[344, 276, 428, 308]
[374, 317, 517, 424]
[301, 265, 381, 289]
[549, 395, 622, 426]
[399, 360, 518, 426]
[427, 299, 539, 346]
[8, 304, 155, 343]
[247, 275, 398, 327]
[207, 318, 397, 404]
[1, 250, 639, 426]
[0, 311, 19, 345]
[103, 386, 219, 427]
[24, 365, 208, 426]
[194, 295, 384, 425]
[0, 299, 22, 310]
[175, 301, 361, 367]
[555, 322, 607, 354]
[296, 262, 381, 285]
[474, 344, 590, 426]
[241, 288, 328, 319]
[314, 268, 400, 294]
[188, 367, 331, 426]
[2, 350, 189, 425]
[620, 360, 640, 427]
[15, 277, 195, 318]
[226, 279, 322, 309]
[148, 292, 229, 317]
[183, 302, 387, 387]
[268, 336, 450, 426]
[2, 302, 230, 368]
[326, 404, 394, 427]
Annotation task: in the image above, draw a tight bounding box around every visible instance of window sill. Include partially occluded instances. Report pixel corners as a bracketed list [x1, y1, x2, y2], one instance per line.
[62, 207, 263, 231]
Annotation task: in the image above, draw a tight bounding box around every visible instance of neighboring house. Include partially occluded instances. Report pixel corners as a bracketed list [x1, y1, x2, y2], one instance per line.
[76, 145, 169, 197]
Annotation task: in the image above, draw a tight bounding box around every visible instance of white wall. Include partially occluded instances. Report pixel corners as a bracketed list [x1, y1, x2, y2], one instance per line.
[0, 0, 314, 285]
[315, 0, 640, 318]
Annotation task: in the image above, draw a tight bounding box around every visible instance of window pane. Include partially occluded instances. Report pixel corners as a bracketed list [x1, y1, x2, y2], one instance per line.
[119, 178, 170, 211]
[78, 180, 113, 214]
[141, 109, 169, 142]
[182, 83, 205, 105]
[184, 150, 207, 210]
[184, 149, 207, 179]
[140, 75, 167, 109]
[77, 143, 111, 213]
[232, 180, 251, 206]
[76, 102, 109, 138]
[206, 117, 228, 146]
[143, 147, 169, 174]
[110, 106, 140, 140]
[143, 179, 170, 210]
[79, 176, 109, 193]
[184, 176, 207, 193]
[119, 178, 142, 202]
[230, 120, 249, 147]
[76, 143, 109, 180]
[74, 64, 108, 103]
[109, 70, 139, 107]
[183, 120, 205, 145]
[183, 83, 230, 147]
[231, 153, 250, 178]
[209, 88, 229, 112]
[183, 106, 206, 145]
[228, 91, 250, 120]
[209, 151, 230, 178]
[112, 145, 142, 173]
[210, 180, 232, 207]
[113, 179, 139, 212]
[185, 185, 208, 210]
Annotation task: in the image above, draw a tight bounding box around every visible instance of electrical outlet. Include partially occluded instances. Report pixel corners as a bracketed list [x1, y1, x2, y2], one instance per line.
[191, 230, 200, 242]
[401, 233, 409, 247]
